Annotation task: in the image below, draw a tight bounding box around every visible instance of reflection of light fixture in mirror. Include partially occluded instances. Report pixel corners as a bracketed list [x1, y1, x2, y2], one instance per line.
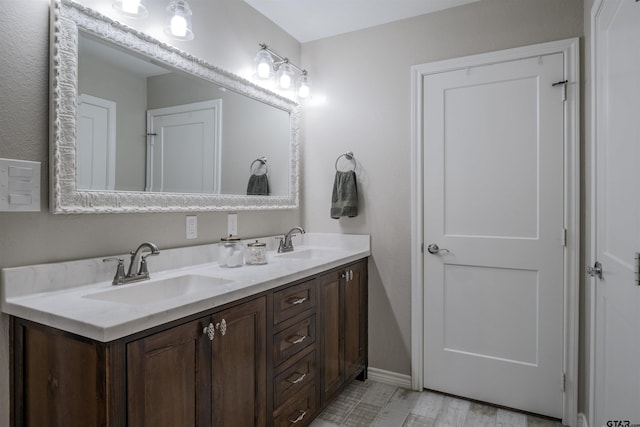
[254, 43, 311, 98]
[112, 0, 148, 18]
[164, 0, 194, 41]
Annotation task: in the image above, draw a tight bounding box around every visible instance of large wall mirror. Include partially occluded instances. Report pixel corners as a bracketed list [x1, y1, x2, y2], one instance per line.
[50, 0, 299, 213]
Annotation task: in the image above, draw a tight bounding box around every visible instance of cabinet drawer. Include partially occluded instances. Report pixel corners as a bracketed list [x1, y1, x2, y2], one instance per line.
[273, 384, 316, 427]
[273, 280, 317, 325]
[273, 315, 316, 366]
[274, 347, 317, 409]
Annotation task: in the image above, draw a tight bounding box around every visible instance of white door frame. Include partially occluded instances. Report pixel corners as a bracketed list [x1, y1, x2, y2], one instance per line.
[410, 38, 580, 426]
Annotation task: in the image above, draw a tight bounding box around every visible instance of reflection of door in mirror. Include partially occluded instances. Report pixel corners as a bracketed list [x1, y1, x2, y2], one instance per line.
[146, 100, 222, 194]
[77, 94, 116, 190]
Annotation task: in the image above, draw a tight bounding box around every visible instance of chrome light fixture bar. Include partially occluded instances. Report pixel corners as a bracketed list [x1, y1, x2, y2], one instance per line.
[254, 43, 310, 98]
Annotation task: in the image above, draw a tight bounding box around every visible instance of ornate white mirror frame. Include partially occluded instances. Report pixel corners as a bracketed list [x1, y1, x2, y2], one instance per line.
[50, 0, 300, 213]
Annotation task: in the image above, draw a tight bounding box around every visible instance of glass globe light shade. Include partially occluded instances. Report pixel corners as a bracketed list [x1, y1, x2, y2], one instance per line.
[254, 49, 274, 80]
[298, 73, 311, 98]
[164, 0, 194, 41]
[277, 62, 294, 90]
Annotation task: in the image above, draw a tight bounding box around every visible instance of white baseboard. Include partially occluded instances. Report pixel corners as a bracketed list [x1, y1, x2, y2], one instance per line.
[367, 367, 412, 389]
[577, 413, 588, 427]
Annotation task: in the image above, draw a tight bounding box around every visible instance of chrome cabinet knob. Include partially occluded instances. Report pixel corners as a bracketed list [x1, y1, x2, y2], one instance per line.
[216, 319, 227, 336]
[203, 322, 215, 341]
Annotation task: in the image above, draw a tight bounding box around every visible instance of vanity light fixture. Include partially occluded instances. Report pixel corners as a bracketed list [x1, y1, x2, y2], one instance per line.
[276, 61, 294, 90]
[297, 71, 311, 99]
[254, 43, 311, 98]
[112, 0, 148, 19]
[254, 48, 275, 80]
[164, 0, 194, 41]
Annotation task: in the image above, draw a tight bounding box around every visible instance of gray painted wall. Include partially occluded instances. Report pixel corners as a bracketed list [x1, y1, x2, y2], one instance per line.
[0, 1, 300, 426]
[300, 0, 583, 401]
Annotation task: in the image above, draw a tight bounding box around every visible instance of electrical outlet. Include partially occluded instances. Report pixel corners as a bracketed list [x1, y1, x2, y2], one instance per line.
[227, 213, 238, 236]
[186, 215, 197, 239]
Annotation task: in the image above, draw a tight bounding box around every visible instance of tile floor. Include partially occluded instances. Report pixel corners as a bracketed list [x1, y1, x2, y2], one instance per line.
[310, 380, 565, 427]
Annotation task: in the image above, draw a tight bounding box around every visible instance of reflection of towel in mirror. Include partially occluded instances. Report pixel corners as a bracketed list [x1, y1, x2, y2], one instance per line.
[247, 174, 270, 195]
[331, 170, 358, 218]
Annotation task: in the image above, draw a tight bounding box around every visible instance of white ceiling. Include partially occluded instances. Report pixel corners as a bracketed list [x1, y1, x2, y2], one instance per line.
[243, 0, 480, 43]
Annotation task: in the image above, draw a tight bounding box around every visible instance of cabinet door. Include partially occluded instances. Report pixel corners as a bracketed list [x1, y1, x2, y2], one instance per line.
[319, 270, 344, 402]
[319, 261, 368, 404]
[211, 296, 267, 427]
[344, 260, 367, 379]
[127, 318, 211, 427]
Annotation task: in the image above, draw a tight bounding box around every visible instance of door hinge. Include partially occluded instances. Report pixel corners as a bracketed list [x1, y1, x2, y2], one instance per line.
[421, 243, 424, 254]
[561, 372, 566, 392]
[635, 252, 640, 286]
[552, 79, 568, 102]
[561, 228, 567, 247]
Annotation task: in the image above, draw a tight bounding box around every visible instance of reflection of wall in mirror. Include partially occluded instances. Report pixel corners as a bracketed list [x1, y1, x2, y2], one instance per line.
[147, 73, 290, 197]
[78, 52, 147, 191]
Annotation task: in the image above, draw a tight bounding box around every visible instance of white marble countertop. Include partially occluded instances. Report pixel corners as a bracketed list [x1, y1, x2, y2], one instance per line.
[1, 233, 370, 342]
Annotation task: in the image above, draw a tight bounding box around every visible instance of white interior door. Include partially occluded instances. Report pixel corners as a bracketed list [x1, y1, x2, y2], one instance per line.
[77, 94, 116, 190]
[593, 1, 640, 425]
[423, 53, 566, 418]
[147, 100, 222, 193]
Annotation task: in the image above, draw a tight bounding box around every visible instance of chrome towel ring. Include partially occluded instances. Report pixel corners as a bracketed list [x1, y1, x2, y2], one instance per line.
[335, 151, 356, 172]
[250, 156, 269, 175]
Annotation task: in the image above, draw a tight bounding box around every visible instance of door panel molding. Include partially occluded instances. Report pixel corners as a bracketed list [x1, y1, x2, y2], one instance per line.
[410, 38, 579, 426]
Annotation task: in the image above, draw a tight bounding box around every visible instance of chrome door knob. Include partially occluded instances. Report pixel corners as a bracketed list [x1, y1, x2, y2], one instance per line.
[427, 244, 450, 254]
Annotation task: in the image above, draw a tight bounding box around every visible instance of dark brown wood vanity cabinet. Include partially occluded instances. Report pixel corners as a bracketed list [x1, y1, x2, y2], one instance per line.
[127, 296, 267, 427]
[319, 260, 368, 405]
[272, 278, 319, 427]
[10, 258, 367, 427]
[10, 296, 267, 427]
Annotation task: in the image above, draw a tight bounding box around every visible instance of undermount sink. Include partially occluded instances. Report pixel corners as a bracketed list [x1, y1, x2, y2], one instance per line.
[275, 248, 349, 260]
[83, 274, 233, 305]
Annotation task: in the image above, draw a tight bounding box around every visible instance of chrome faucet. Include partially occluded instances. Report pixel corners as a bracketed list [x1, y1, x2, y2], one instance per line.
[103, 242, 160, 286]
[278, 227, 305, 253]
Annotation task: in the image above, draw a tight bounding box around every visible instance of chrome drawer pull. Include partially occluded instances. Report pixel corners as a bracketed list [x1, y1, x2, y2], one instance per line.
[202, 323, 215, 341]
[288, 296, 306, 305]
[287, 334, 307, 344]
[286, 372, 307, 384]
[288, 409, 307, 424]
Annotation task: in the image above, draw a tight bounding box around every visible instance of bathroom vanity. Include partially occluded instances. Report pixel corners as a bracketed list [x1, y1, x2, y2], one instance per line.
[3, 233, 369, 427]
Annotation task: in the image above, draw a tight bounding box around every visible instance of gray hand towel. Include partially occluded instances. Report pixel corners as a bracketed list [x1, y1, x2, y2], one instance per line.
[247, 174, 270, 195]
[331, 170, 358, 218]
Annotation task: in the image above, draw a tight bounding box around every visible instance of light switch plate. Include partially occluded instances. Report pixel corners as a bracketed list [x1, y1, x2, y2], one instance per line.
[186, 215, 197, 239]
[0, 158, 41, 212]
